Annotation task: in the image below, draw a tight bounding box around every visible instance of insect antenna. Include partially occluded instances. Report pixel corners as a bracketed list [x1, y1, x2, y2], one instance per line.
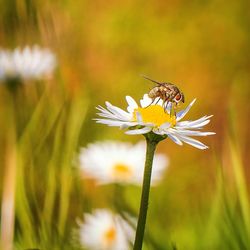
[141, 75, 162, 86]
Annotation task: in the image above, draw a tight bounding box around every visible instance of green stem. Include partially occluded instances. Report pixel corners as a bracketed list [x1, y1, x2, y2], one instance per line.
[133, 137, 158, 250]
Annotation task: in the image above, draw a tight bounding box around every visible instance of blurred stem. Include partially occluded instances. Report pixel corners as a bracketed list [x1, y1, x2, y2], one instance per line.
[0, 92, 16, 250]
[113, 184, 124, 210]
[230, 140, 250, 238]
[133, 136, 158, 250]
[58, 97, 88, 237]
[0, 128, 16, 250]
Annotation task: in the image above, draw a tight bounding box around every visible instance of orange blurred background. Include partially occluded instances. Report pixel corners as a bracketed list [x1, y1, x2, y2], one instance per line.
[0, 0, 250, 249]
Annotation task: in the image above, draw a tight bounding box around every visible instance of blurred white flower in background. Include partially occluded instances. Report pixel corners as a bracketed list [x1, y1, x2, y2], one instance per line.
[0, 45, 56, 81]
[77, 209, 134, 250]
[95, 94, 215, 149]
[78, 141, 169, 185]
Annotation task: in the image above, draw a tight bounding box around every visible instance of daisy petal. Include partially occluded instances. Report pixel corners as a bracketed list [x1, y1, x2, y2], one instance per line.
[95, 119, 136, 127]
[177, 135, 208, 150]
[105, 102, 131, 120]
[95, 119, 126, 127]
[140, 94, 152, 107]
[176, 99, 196, 121]
[152, 128, 165, 135]
[177, 115, 213, 129]
[168, 134, 183, 145]
[159, 122, 171, 130]
[125, 127, 152, 135]
[169, 128, 215, 137]
[135, 111, 143, 122]
[126, 96, 138, 113]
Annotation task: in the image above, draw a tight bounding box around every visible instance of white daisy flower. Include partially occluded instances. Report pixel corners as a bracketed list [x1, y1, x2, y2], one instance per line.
[95, 94, 215, 150]
[0, 45, 56, 81]
[78, 141, 169, 185]
[78, 209, 134, 250]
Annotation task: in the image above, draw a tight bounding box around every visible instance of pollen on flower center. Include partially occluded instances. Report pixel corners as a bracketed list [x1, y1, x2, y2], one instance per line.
[104, 227, 116, 245]
[112, 163, 132, 180]
[133, 105, 176, 127]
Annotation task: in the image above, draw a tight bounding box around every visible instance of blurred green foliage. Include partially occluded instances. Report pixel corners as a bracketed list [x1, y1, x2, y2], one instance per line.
[0, 0, 250, 249]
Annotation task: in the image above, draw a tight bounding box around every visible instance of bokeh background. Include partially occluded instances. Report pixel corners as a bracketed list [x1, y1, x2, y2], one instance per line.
[0, 0, 250, 249]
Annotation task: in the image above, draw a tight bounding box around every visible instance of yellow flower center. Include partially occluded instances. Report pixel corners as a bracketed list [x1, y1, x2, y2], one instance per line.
[104, 227, 116, 245]
[133, 105, 176, 127]
[112, 163, 132, 180]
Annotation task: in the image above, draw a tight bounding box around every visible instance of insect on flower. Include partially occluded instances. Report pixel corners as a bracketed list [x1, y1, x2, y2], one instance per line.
[143, 75, 185, 113]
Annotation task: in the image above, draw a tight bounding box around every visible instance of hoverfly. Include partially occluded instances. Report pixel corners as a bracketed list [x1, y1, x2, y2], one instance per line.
[143, 76, 185, 113]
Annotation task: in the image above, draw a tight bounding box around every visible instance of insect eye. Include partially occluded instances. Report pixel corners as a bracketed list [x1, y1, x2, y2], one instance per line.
[175, 93, 181, 101]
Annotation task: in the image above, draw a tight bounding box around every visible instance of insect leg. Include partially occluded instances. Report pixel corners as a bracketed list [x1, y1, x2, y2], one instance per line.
[169, 102, 173, 115]
[173, 102, 177, 116]
[163, 100, 169, 113]
[163, 95, 170, 113]
[154, 96, 161, 105]
[145, 96, 162, 108]
[145, 98, 156, 108]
